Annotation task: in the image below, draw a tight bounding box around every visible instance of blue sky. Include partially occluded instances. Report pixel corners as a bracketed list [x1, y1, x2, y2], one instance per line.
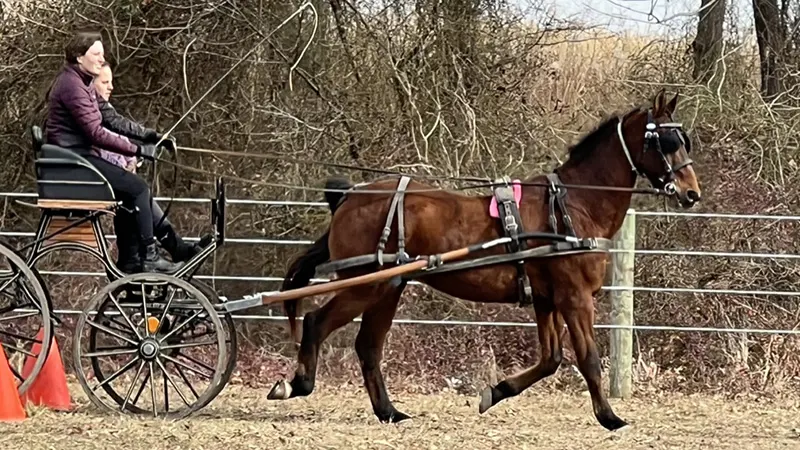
[530, 0, 754, 36]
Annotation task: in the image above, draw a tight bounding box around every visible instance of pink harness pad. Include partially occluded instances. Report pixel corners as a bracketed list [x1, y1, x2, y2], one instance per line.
[489, 180, 522, 218]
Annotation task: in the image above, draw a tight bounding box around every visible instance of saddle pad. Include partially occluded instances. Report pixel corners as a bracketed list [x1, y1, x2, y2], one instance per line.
[489, 180, 522, 218]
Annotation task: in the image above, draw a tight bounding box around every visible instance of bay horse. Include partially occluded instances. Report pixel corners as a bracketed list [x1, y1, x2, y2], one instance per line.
[266, 89, 701, 430]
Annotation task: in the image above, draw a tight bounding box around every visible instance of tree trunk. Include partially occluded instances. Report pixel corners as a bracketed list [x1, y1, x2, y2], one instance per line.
[752, 0, 788, 99]
[692, 0, 727, 86]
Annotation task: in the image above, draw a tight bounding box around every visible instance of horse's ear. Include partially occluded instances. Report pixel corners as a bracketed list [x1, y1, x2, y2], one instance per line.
[665, 92, 679, 116]
[652, 88, 667, 115]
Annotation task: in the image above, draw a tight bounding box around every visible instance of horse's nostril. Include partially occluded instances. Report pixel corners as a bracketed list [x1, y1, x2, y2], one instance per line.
[687, 190, 701, 202]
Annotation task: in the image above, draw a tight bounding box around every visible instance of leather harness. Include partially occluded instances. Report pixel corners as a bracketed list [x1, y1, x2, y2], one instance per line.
[373, 173, 578, 307]
[491, 172, 575, 306]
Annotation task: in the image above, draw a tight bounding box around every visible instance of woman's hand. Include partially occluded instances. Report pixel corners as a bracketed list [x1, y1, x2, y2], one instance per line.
[126, 159, 137, 173]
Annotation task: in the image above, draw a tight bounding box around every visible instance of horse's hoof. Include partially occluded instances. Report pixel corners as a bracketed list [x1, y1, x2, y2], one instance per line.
[379, 409, 411, 423]
[598, 413, 628, 431]
[478, 387, 494, 414]
[266, 379, 292, 400]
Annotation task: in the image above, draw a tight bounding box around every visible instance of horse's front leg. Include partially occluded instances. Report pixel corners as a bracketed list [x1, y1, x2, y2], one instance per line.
[479, 304, 564, 413]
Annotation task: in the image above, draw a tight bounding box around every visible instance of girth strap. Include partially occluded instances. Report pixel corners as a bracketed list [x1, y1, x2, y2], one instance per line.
[377, 176, 412, 266]
[546, 173, 576, 237]
[492, 176, 534, 306]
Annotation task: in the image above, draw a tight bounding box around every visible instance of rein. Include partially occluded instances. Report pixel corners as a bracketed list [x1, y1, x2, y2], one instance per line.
[155, 154, 671, 196]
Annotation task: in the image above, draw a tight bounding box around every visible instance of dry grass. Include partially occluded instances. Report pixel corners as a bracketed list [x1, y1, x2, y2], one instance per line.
[1, 381, 799, 449]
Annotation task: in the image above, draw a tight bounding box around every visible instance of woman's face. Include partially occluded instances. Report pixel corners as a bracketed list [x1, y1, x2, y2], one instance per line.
[77, 41, 105, 76]
[94, 66, 113, 100]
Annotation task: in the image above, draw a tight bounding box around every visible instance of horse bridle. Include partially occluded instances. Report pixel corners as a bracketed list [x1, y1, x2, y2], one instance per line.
[616, 109, 694, 195]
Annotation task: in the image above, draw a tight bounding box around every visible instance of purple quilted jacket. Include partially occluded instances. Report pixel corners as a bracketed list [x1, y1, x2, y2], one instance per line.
[44, 64, 138, 158]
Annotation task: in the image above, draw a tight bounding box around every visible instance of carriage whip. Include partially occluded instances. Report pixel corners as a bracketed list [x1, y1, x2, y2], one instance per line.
[155, 2, 318, 147]
[149, 2, 318, 229]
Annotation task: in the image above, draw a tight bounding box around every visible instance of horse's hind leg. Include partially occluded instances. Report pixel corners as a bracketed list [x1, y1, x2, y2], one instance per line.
[557, 289, 627, 431]
[267, 284, 378, 400]
[479, 304, 564, 414]
[355, 282, 407, 423]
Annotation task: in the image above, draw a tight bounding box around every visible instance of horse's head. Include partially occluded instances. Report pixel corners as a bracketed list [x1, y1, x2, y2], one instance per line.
[619, 89, 701, 208]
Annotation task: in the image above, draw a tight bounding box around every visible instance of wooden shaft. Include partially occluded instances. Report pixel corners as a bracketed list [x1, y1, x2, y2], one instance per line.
[259, 239, 512, 306]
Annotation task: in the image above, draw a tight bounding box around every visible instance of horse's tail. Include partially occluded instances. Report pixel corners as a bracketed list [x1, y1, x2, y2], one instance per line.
[281, 175, 353, 343]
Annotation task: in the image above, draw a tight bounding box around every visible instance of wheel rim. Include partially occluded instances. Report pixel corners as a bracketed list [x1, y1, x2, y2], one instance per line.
[0, 243, 52, 395]
[73, 273, 227, 418]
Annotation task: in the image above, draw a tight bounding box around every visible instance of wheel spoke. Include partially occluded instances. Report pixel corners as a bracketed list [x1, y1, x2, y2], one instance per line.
[162, 370, 170, 413]
[1, 342, 36, 358]
[160, 340, 218, 351]
[130, 368, 150, 408]
[158, 310, 203, 343]
[156, 358, 191, 407]
[107, 292, 141, 340]
[97, 316, 139, 338]
[85, 319, 138, 346]
[141, 284, 149, 338]
[154, 286, 177, 336]
[82, 348, 138, 358]
[0, 311, 40, 322]
[172, 362, 200, 400]
[161, 353, 213, 380]
[90, 356, 140, 392]
[148, 362, 157, 417]
[0, 329, 42, 344]
[0, 273, 22, 296]
[174, 351, 216, 375]
[120, 360, 146, 411]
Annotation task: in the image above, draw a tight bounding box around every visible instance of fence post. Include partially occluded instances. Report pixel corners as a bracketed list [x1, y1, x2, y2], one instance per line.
[609, 208, 635, 399]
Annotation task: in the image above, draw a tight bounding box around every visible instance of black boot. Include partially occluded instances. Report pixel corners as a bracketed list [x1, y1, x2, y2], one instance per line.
[156, 222, 213, 263]
[141, 240, 185, 273]
[116, 243, 142, 274]
[115, 212, 142, 273]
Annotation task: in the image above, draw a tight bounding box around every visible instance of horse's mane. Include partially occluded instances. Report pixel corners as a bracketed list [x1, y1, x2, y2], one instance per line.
[563, 107, 642, 164]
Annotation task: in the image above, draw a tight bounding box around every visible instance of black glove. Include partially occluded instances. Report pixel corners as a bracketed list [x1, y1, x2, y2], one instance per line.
[143, 129, 160, 143]
[136, 143, 157, 161]
[159, 137, 176, 153]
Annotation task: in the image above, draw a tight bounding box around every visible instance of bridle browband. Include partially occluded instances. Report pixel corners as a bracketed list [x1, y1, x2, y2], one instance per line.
[616, 109, 694, 195]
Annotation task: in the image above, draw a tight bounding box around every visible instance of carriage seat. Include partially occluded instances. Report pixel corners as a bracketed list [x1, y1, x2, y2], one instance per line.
[31, 125, 117, 210]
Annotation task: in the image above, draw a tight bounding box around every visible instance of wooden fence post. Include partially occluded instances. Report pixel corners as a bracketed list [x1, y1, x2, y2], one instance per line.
[609, 208, 635, 399]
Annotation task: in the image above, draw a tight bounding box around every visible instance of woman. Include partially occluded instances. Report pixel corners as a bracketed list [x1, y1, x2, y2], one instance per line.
[44, 31, 182, 273]
[93, 62, 211, 272]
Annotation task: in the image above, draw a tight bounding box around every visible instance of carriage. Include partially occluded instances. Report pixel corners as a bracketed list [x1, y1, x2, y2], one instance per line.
[1, 90, 698, 429]
[2, 125, 235, 417]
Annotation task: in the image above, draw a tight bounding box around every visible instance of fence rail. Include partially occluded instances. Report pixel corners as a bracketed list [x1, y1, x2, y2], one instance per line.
[18, 308, 800, 335]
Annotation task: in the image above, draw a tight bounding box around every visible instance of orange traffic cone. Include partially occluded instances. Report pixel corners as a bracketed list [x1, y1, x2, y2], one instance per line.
[19, 328, 73, 411]
[0, 348, 26, 421]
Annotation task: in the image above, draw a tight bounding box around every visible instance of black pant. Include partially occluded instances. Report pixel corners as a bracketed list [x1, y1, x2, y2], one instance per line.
[84, 155, 154, 243]
[113, 198, 171, 259]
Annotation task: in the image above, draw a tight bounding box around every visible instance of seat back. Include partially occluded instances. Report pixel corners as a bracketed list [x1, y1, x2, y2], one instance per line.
[31, 126, 115, 202]
[31, 125, 43, 155]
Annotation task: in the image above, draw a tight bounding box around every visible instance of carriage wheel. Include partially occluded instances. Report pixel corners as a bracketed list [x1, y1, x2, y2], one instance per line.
[72, 273, 227, 418]
[0, 242, 52, 395]
[82, 278, 238, 414]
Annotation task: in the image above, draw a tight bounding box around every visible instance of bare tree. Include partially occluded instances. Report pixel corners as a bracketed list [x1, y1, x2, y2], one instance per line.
[752, 0, 789, 98]
[692, 0, 727, 86]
